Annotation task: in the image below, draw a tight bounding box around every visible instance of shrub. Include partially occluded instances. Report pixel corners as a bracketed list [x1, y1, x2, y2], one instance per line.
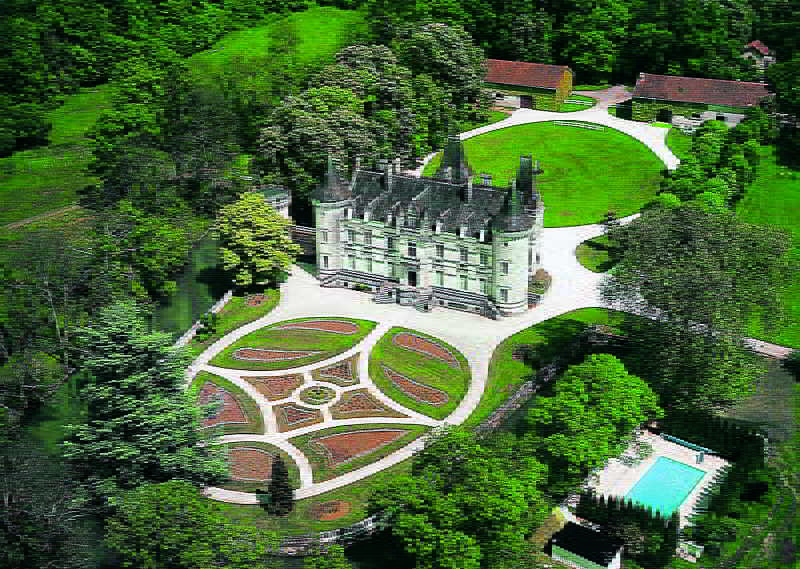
[530, 269, 552, 294]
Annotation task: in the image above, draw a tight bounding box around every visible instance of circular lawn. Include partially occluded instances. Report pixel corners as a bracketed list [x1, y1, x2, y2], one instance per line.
[422, 122, 664, 227]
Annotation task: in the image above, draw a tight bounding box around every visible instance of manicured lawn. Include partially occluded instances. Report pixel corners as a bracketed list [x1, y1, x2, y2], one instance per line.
[188, 371, 264, 435]
[461, 110, 511, 130]
[575, 234, 621, 273]
[666, 128, 693, 161]
[217, 458, 412, 535]
[210, 317, 377, 370]
[465, 308, 627, 428]
[572, 84, 611, 91]
[188, 290, 280, 358]
[736, 144, 800, 348]
[369, 327, 470, 420]
[289, 423, 429, 482]
[422, 122, 664, 227]
[216, 441, 301, 493]
[559, 94, 597, 112]
[651, 121, 672, 128]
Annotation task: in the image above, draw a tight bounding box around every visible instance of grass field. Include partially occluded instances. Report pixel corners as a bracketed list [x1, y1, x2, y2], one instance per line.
[188, 371, 264, 435]
[465, 308, 627, 428]
[188, 290, 280, 358]
[369, 327, 470, 420]
[572, 84, 611, 91]
[422, 122, 664, 227]
[462, 110, 511, 131]
[289, 423, 429, 482]
[0, 4, 366, 231]
[667, 128, 693, 161]
[575, 234, 621, 273]
[559, 94, 597, 112]
[217, 458, 411, 535]
[216, 441, 301, 493]
[210, 317, 377, 370]
[736, 145, 800, 348]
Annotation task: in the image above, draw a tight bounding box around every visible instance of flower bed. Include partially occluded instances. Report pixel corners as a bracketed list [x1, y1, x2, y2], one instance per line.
[272, 320, 359, 335]
[392, 332, 460, 369]
[229, 447, 274, 481]
[310, 500, 352, 521]
[274, 403, 323, 432]
[197, 382, 250, 428]
[298, 385, 336, 406]
[330, 389, 407, 419]
[313, 355, 359, 387]
[233, 348, 322, 362]
[382, 366, 449, 406]
[243, 374, 304, 400]
[310, 429, 408, 467]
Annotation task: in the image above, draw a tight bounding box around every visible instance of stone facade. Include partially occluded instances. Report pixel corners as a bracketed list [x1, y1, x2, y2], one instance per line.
[312, 137, 545, 317]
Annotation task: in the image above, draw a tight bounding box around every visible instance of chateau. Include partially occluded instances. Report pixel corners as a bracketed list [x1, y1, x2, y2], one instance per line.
[312, 136, 545, 318]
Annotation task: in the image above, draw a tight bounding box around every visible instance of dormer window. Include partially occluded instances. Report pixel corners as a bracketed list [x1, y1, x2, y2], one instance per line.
[345, 207, 352, 219]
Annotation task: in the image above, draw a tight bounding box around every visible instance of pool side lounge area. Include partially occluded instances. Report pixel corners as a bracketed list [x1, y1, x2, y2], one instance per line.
[581, 431, 730, 527]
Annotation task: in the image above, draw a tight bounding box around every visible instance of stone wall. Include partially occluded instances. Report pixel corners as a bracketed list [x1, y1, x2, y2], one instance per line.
[631, 98, 711, 122]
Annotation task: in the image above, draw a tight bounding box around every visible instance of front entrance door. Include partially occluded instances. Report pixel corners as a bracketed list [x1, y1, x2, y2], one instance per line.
[408, 271, 417, 287]
[519, 95, 533, 108]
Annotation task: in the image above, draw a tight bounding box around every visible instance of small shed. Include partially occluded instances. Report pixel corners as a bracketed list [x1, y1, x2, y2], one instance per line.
[485, 59, 573, 111]
[550, 522, 623, 569]
[742, 40, 777, 73]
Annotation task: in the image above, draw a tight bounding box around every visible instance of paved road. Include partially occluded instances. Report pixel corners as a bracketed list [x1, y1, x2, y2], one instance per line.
[405, 87, 679, 178]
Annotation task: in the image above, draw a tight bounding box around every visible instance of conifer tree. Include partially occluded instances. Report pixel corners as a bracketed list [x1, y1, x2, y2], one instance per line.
[267, 456, 294, 516]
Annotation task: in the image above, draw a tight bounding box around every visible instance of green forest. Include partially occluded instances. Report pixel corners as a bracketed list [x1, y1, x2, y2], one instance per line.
[1, 0, 799, 568]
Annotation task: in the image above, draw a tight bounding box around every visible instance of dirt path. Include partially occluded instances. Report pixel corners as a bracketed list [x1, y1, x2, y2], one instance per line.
[2, 204, 81, 230]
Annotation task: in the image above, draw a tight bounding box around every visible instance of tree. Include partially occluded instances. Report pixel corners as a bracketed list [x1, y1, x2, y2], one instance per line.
[267, 455, 294, 516]
[521, 354, 662, 493]
[766, 58, 800, 126]
[105, 480, 277, 569]
[304, 544, 353, 569]
[601, 204, 792, 410]
[214, 192, 302, 288]
[560, 0, 630, 82]
[369, 427, 548, 569]
[62, 302, 227, 505]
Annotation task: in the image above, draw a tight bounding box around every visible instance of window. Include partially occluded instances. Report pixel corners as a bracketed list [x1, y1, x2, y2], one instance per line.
[501, 261, 509, 275]
[480, 252, 488, 266]
[348, 230, 355, 242]
[500, 288, 508, 302]
[436, 271, 444, 286]
[389, 262, 396, 277]
[387, 237, 396, 251]
[460, 275, 468, 290]
[323, 255, 329, 269]
[479, 278, 487, 294]
[460, 247, 468, 262]
[535, 253, 541, 264]
[321, 230, 329, 243]
[407, 241, 417, 257]
[436, 244, 444, 258]
[348, 255, 355, 269]
[367, 258, 373, 272]
[365, 230, 372, 245]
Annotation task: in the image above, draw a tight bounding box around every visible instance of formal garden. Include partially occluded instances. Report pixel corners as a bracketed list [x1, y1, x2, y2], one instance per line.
[422, 121, 665, 226]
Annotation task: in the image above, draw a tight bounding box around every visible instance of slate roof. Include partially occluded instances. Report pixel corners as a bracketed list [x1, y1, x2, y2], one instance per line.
[485, 59, 571, 90]
[632, 73, 770, 108]
[551, 522, 623, 567]
[745, 40, 770, 56]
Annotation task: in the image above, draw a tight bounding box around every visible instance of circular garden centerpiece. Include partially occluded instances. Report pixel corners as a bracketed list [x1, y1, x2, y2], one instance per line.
[299, 385, 336, 406]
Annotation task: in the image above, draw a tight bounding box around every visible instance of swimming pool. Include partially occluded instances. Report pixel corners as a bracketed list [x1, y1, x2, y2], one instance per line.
[625, 456, 706, 516]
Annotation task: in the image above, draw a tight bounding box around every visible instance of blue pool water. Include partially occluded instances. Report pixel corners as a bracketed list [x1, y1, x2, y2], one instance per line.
[625, 456, 706, 516]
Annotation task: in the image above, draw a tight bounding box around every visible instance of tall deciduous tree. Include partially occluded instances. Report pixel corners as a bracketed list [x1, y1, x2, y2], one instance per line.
[105, 480, 277, 569]
[214, 192, 302, 288]
[62, 302, 227, 505]
[521, 353, 662, 493]
[601, 204, 792, 410]
[304, 544, 353, 569]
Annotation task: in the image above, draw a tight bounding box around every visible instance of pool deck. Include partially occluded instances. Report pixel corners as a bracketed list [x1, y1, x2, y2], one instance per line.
[583, 431, 730, 527]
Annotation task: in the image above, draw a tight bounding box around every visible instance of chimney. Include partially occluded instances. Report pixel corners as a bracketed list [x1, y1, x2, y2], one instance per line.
[466, 177, 473, 202]
[386, 211, 393, 226]
[435, 219, 442, 234]
[479, 228, 485, 242]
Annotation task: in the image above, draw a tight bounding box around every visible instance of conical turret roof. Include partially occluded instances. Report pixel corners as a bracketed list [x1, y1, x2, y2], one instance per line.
[312, 155, 352, 202]
[494, 179, 533, 232]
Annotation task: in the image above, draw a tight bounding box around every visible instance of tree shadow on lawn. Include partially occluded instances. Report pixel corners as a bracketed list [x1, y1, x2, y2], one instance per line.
[195, 264, 233, 299]
[581, 238, 623, 272]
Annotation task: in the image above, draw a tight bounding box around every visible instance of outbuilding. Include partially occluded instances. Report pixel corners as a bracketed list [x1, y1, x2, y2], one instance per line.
[550, 522, 624, 569]
[485, 59, 573, 111]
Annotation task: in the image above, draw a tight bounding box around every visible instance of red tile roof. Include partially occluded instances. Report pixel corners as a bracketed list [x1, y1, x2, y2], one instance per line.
[485, 59, 571, 90]
[745, 40, 770, 56]
[632, 73, 770, 108]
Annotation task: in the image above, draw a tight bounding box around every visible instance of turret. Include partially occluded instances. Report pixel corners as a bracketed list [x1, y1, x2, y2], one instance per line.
[312, 155, 352, 202]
